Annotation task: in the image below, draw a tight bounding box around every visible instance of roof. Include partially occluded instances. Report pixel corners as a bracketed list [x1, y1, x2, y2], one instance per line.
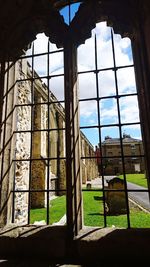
[102, 136, 142, 145]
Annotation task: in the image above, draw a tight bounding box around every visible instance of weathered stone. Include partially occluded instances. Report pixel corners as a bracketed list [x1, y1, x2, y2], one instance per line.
[0, 58, 99, 224]
[86, 183, 91, 189]
[105, 177, 127, 215]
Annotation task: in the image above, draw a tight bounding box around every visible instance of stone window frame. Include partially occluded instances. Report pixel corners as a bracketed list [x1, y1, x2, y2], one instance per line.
[0, 0, 150, 243]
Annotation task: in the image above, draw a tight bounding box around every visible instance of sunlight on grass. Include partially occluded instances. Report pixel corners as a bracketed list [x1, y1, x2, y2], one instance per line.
[30, 190, 150, 228]
[83, 191, 150, 228]
[30, 195, 66, 224]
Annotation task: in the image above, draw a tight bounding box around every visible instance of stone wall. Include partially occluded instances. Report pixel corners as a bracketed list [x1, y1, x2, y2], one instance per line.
[81, 134, 99, 184]
[14, 60, 31, 223]
[1, 58, 99, 224]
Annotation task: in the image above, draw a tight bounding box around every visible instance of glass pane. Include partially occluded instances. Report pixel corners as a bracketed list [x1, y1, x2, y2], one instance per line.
[49, 195, 66, 225]
[49, 160, 66, 192]
[117, 67, 136, 95]
[60, 3, 81, 25]
[34, 55, 47, 77]
[122, 124, 142, 141]
[102, 157, 123, 176]
[15, 133, 31, 159]
[119, 95, 140, 124]
[71, 3, 81, 21]
[49, 41, 63, 52]
[80, 100, 98, 127]
[101, 126, 120, 142]
[130, 206, 150, 228]
[123, 137, 144, 157]
[81, 157, 99, 185]
[100, 98, 118, 125]
[113, 34, 133, 66]
[106, 212, 128, 228]
[78, 38, 95, 71]
[49, 130, 66, 158]
[17, 80, 32, 104]
[96, 22, 114, 69]
[15, 161, 30, 190]
[79, 73, 96, 99]
[49, 51, 64, 75]
[59, 5, 69, 24]
[16, 106, 31, 130]
[80, 128, 99, 148]
[34, 33, 48, 54]
[82, 190, 104, 227]
[14, 192, 29, 224]
[50, 76, 64, 102]
[98, 70, 116, 97]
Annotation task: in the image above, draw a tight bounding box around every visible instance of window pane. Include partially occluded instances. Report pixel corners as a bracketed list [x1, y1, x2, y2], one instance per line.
[100, 98, 118, 125]
[80, 100, 98, 127]
[98, 70, 116, 97]
[113, 35, 133, 66]
[96, 23, 114, 69]
[50, 76, 64, 102]
[117, 67, 136, 95]
[78, 39, 95, 71]
[119, 96, 140, 124]
[79, 73, 97, 99]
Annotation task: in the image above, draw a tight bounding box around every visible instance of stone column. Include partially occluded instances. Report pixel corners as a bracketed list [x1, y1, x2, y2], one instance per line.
[56, 112, 66, 195]
[31, 93, 46, 208]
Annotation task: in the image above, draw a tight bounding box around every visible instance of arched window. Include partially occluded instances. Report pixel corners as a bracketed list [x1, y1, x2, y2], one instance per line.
[0, 0, 150, 246]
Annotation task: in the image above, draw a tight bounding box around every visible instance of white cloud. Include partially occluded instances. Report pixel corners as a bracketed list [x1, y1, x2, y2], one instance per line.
[119, 96, 140, 124]
[80, 100, 97, 117]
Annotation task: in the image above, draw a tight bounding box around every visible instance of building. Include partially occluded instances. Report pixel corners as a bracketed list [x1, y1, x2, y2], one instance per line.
[1, 58, 98, 223]
[0, 1, 150, 266]
[101, 134, 145, 175]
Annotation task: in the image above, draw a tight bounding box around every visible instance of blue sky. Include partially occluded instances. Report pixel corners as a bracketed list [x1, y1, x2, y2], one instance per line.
[60, 2, 81, 24]
[27, 8, 142, 148]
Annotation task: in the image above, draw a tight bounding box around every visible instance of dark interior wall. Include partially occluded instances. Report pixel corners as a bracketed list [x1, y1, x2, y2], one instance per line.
[143, 9, 150, 81]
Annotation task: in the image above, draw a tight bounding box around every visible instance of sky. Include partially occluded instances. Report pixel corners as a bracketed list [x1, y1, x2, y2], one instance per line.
[26, 3, 142, 148]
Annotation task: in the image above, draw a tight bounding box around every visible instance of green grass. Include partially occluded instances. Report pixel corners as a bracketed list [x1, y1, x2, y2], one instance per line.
[30, 195, 66, 224]
[30, 191, 150, 228]
[83, 191, 150, 228]
[119, 173, 148, 188]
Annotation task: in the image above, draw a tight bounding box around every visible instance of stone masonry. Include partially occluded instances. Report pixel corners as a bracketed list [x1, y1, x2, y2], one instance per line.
[1, 58, 98, 224]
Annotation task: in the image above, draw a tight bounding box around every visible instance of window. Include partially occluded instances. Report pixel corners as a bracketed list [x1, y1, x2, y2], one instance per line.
[0, 35, 67, 225]
[78, 21, 149, 227]
[0, 1, 150, 238]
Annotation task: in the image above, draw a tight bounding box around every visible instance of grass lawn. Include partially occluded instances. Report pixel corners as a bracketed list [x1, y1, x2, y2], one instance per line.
[119, 173, 148, 188]
[30, 191, 150, 228]
[30, 195, 66, 224]
[83, 191, 150, 228]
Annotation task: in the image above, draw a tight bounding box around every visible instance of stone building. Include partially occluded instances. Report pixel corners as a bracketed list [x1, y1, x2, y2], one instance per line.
[101, 134, 145, 175]
[0, 58, 98, 223]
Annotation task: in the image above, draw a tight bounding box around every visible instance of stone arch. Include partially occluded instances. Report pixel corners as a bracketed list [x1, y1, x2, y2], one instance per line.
[0, 1, 68, 61]
[0, 1, 138, 61]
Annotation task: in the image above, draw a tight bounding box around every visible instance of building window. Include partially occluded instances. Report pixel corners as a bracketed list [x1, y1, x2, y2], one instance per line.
[0, 34, 68, 225]
[0, 1, 150, 237]
[78, 21, 149, 228]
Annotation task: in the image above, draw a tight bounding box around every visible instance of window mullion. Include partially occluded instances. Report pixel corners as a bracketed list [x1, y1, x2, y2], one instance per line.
[64, 41, 82, 238]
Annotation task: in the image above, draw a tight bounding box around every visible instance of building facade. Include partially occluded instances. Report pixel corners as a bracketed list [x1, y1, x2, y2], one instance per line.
[101, 134, 145, 175]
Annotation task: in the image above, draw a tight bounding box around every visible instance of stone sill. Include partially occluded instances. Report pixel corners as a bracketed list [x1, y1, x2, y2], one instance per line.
[0, 224, 150, 265]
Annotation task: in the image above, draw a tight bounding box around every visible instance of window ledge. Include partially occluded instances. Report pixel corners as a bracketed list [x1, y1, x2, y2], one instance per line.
[0, 224, 150, 265]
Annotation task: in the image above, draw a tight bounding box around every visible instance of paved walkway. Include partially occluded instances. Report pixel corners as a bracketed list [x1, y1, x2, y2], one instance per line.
[127, 182, 150, 212]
